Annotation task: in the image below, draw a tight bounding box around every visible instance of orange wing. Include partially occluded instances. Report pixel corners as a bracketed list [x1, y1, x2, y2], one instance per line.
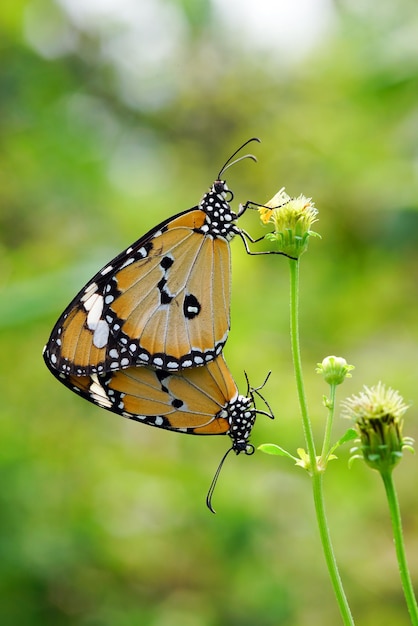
[44, 183, 237, 376]
[44, 353, 258, 440]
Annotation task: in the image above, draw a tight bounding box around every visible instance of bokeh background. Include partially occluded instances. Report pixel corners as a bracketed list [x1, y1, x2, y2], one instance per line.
[1, 0, 418, 624]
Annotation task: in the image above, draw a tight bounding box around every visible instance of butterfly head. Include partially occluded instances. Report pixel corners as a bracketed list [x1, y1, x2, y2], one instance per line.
[212, 179, 233, 200]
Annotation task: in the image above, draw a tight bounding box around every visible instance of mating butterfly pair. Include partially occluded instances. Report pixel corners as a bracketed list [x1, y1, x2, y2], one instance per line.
[43, 138, 285, 511]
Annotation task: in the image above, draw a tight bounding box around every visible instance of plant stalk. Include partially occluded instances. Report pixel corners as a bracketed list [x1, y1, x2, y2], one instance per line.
[320, 384, 337, 466]
[380, 470, 418, 625]
[288, 258, 355, 626]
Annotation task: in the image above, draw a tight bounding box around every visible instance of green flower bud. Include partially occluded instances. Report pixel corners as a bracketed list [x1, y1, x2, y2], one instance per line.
[316, 356, 355, 386]
[341, 382, 413, 473]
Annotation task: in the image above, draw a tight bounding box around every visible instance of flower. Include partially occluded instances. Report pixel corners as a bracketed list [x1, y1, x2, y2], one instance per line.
[341, 382, 413, 473]
[259, 188, 319, 258]
[316, 356, 355, 386]
[258, 188, 291, 224]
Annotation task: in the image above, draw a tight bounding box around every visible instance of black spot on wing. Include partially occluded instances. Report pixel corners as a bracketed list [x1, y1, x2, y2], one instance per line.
[160, 255, 174, 271]
[183, 294, 201, 319]
[156, 369, 170, 393]
[157, 278, 173, 305]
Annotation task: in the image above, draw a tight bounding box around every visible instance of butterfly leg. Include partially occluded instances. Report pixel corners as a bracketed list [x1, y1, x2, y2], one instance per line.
[244, 370, 275, 419]
[238, 229, 296, 260]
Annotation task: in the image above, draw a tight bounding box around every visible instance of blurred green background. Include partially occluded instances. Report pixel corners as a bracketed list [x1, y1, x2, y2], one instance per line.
[1, 0, 418, 624]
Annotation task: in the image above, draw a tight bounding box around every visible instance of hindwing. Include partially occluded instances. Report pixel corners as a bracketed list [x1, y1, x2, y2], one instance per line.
[44, 353, 254, 438]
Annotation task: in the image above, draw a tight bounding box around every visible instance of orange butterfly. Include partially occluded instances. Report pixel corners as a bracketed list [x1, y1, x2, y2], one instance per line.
[43, 138, 287, 376]
[43, 353, 273, 512]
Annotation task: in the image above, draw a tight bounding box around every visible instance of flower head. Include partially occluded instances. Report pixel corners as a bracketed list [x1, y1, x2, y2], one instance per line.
[316, 356, 355, 386]
[341, 382, 413, 473]
[259, 188, 319, 258]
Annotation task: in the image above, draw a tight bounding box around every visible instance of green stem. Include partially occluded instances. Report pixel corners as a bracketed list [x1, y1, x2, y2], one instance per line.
[320, 384, 337, 466]
[380, 470, 418, 625]
[312, 471, 355, 625]
[289, 258, 355, 626]
[288, 259, 316, 464]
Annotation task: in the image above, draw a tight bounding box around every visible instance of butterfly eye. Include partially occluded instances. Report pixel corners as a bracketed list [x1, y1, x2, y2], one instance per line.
[213, 180, 227, 194]
[213, 180, 234, 202]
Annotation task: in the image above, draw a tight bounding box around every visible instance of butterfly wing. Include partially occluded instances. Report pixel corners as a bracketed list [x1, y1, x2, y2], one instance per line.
[44, 354, 239, 436]
[44, 207, 231, 376]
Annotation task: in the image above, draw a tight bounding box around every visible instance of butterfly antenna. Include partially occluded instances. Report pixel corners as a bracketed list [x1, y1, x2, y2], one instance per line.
[244, 370, 274, 419]
[217, 137, 261, 179]
[206, 446, 234, 514]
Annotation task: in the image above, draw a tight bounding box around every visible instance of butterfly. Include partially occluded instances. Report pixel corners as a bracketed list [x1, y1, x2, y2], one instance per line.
[43, 352, 273, 512]
[43, 138, 288, 377]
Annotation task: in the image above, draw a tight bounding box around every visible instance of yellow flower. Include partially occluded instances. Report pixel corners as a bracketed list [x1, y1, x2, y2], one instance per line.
[258, 188, 319, 258]
[259, 188, 291, 224]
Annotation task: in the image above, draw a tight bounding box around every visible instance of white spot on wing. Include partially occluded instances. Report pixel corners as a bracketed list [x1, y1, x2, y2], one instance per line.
[89, 375, 112, 408]
[86, 295, 104, 328]
[81, 282, 98, 302]
[120, 257, 135, 269]
[93, 320, 109, 348]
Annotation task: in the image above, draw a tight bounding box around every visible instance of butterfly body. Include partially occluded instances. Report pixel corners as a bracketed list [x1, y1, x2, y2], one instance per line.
[44, 180, 246, 376]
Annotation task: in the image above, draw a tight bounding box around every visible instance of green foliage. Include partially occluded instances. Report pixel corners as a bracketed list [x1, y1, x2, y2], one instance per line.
[1, 0, 418, 624]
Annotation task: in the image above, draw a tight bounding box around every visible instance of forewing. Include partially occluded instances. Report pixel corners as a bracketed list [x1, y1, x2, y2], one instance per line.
[44, 208, 231, 375]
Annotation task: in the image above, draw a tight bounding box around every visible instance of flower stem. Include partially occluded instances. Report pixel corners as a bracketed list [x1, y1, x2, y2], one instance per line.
[312, 471, 355, 625]
[380, 470, 418, 625]
[288, 259, 316, 464]
[288, 258, 355, 626]
[320, 384, 337, 466]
